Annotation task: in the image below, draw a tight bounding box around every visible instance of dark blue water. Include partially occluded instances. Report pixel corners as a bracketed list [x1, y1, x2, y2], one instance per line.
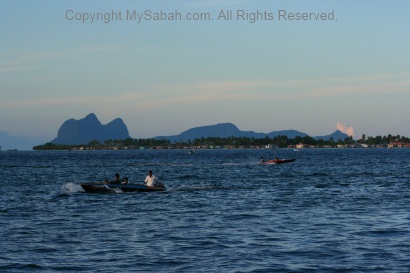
[1, 149, 410, 272]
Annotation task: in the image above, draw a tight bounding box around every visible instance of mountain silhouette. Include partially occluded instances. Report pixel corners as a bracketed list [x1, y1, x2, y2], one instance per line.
[49, 116, 348, 145]
[154, 123, 311, 142]
[51, 113, 130, 145]
[313, 130, 350, 141]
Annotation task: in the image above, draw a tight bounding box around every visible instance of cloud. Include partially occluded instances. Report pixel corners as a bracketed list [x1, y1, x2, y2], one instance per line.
[1, 72, 409, 114]
[337, 122, 355, 137]
[147, 72, 410, 104]
[0, 47, 119, 74]
[0, 53, 60, 74]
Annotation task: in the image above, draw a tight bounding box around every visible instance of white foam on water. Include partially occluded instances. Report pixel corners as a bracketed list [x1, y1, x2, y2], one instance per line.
[62, 182, 84, 193]
[113, 188, 123, 193]
[173, 184, 220, 191]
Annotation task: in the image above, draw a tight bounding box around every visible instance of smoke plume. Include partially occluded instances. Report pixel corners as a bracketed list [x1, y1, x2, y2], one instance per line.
[337, 122, 355, 137]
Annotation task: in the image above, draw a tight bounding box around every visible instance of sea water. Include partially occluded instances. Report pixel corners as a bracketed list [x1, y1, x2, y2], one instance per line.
[0, 149, 409, 272]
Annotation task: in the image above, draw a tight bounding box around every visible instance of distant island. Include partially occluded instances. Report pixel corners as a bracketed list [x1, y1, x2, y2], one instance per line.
[51, 113, 130, 145]
[153, 122, 349, 142]
[32, 113, 410, 150]
[46, 113, 349, 144]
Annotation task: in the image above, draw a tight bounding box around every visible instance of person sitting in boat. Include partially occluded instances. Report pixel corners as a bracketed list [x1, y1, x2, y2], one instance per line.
[144, 170, 158, 186]
[110, 173, 121, 184]
[274, 157, 280, 162]
[122, 177, 129, 185]
[103, 179, 109, 184]
[259, 157, 266, 163]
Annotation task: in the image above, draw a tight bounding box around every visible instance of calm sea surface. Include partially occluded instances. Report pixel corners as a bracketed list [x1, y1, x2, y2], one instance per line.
[1, 149, 410, 272]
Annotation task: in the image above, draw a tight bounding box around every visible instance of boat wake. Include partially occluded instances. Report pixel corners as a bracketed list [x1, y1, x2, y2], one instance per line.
[113, 188, 123, 193]
[221, 163, 241, 166]
[61, 182, 84, 193]
[126, 163, 193, 167]
[173, 184, 224, 192]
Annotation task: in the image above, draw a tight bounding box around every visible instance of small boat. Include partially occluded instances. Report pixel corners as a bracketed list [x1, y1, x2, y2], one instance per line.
[259, 158, 296, 165]
[80, 182, 166, 193]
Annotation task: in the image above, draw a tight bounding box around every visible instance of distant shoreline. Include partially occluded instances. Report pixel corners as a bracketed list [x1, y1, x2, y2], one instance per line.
[32, 135, 410, 151]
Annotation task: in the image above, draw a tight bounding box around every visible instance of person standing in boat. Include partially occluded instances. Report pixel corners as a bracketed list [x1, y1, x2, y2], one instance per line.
[110, 173, 121, 184]
[144, 170, 158, 186]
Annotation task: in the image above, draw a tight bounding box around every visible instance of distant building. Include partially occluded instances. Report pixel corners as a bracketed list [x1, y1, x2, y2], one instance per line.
[296, 143, 310, 149]
[387, 142, 410, 148]
[375, 144, 387, 148]
[265, 144, 277, 149]
[356, 143, 369, 148]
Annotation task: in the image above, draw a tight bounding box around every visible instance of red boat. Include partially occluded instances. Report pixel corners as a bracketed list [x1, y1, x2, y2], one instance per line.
[259, 158, 296, 165]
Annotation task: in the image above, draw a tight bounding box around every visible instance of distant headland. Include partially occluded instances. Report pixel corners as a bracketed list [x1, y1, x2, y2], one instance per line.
[50, 113, 130, 145]
[31, 113, 410, 150]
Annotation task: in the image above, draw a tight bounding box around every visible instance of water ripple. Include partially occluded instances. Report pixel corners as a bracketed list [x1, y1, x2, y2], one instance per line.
[1, 149, 410, 272]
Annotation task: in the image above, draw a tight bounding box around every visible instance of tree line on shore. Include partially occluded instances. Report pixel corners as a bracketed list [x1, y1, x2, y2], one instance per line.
[33, 134, 410, 150]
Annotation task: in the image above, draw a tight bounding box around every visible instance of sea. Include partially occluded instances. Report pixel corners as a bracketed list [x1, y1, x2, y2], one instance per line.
[0, 148, 409, 272]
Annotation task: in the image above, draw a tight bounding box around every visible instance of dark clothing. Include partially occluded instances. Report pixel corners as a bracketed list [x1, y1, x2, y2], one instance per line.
[110, 179, 121, 184]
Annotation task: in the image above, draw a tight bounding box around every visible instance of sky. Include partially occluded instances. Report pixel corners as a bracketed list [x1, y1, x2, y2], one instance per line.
[1, 0, 409, 149]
